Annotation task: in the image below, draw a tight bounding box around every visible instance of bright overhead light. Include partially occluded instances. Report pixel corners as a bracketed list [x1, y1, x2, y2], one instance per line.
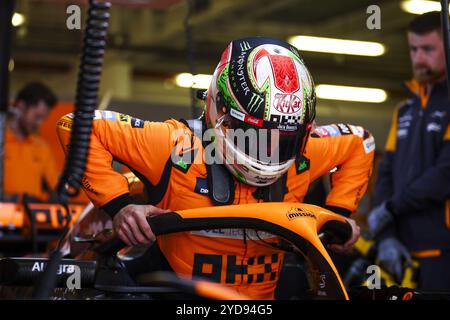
[400, 0, 443, 15]
[11, 13, 26, 27]
[316, 85, 387, 103]
[175, 73, 212, 89]
[288, 35, 385, 57]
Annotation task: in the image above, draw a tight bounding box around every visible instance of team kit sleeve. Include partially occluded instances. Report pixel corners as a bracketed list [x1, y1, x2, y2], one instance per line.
[56, 110, 183, 216]
[306, 123, 376, 216]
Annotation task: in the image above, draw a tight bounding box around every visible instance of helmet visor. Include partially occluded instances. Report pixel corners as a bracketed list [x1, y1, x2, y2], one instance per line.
[216, 108, 311, 165]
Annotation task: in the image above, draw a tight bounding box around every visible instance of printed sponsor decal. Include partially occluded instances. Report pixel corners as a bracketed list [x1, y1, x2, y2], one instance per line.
[32, 262, 77, 275]
[192, 252, 280, 284]
[175, 159, 188, 171]
[336, 123, 352, 135]
[314, 127, 330, 137]
[230, 108, 263, 127]
[233, 49, 251, 96]
[398, 114, 413, 122]
[319, 125, 341, 137]
[240, 40, 252, 51]
[248, 92, 264, 113]
[319, 274, 326, 289]
[254, 175, 276, 184]
[363, 136, 376, 154]
[93, 110, 102, 120]
[131, 117, 145, 128]
[295, 155, 310, 174]
[286, 207, 316, 221]
[230, 108, 245, 121]
[194, 177, 209, 195]
[397, 128, 408, 139]
[269, 114, 301, 124]
[57, 118, 73, 132]
[277, 123, 298, 132]
[244, 114, 263, 127]
[398, 121, 411, 128]
[191, 229, 277, 240]
[363, 129, 371, 140]
[171, 145, 197, 173]
[102, 110, 116, 121]
[427, 122, 441, 133]
[349, 125, 364, 138]
[82, 176, 99, 195]
[431, 111, 447, 118]
[119, 113, 130, 123]
[0, 203, 84, 230]
[273, 93, 302, 114]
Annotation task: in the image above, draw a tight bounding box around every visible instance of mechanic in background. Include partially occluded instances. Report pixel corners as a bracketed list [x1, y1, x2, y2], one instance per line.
[3, 82, 59, 202]
[368, 12, 450, 290]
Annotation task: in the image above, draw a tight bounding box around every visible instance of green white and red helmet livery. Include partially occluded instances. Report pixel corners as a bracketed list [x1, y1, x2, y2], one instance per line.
[205, 37, 316, 187]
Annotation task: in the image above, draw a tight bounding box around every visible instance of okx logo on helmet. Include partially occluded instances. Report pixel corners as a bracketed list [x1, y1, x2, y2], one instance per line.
[205, 36, 316, 187]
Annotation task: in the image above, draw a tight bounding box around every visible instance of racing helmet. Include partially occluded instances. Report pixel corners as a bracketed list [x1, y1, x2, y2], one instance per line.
[205, 36, 316, 187]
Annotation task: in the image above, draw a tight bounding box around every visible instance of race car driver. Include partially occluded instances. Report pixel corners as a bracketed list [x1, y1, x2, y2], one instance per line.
[57, 37, 375, 299]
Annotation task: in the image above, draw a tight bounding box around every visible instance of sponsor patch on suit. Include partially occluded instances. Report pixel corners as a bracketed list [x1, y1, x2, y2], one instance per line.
[336, 123, 352, 135]
[363, 136, 375, 154]
[131, 117, 145, 128]
[318, 125, 341, 137]
[194, 177, 209, 195]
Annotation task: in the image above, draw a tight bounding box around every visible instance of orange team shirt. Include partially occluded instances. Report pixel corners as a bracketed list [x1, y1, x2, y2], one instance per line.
[4, 126, 58, 201]
[57, 111, 375, 299]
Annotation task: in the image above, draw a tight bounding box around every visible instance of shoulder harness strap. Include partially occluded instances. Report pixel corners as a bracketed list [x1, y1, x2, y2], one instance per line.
[184, 118, 235, 206]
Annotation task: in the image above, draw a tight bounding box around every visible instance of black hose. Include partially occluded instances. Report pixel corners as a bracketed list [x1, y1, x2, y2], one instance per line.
[56, 0, 111, 205]
[33, 0, 111, 299]
[0, 258, 96, 287]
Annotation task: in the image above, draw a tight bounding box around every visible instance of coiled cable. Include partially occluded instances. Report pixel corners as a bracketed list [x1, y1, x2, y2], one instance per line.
[56, 0, 111, 205]
[33, 0, 111, 299]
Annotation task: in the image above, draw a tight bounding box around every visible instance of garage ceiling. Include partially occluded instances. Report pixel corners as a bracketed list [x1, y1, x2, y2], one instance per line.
[10, 0, 416, 92]
[7, 0, 428, 144]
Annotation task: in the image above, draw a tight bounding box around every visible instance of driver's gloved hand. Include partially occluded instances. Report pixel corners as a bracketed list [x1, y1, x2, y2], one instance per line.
[377, 237, 410, 283]
[367, 202, 394, 237]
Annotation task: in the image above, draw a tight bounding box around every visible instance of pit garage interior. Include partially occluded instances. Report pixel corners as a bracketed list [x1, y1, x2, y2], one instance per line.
[8, 0, 418, 144]
[1, 0, 449, 302]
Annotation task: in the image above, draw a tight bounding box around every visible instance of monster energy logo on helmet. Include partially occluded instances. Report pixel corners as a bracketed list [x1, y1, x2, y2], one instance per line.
[248, 93, 264, 113]
[240, 41, 252, 51]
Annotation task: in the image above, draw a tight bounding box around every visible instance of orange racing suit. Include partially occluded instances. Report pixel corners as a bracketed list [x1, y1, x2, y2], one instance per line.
[57, 110, 375, 299]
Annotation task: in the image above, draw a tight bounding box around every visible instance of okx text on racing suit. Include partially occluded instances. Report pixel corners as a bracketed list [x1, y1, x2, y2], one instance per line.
[372, 79, 450, 290]
[57, 37, 375, 299]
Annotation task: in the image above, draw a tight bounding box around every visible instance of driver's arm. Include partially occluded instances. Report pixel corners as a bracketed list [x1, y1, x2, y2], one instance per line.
[56, 111, 183, 245]
[56, 111, 180, 211]
[307, 123, 375, 216]
[306, 124, 375, 252]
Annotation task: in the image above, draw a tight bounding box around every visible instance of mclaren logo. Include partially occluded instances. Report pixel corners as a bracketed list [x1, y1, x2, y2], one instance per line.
[286, 208, 316, 221]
